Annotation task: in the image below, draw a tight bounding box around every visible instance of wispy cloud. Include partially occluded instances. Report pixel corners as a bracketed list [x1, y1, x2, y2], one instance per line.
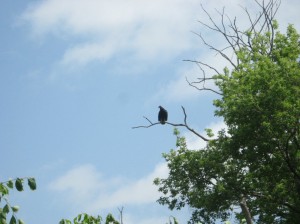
[49, 164, 105, 203]
[49, 163, 168, 212]
[61, 41, 117, 66]
[21, 0, 201, 68]
[20, 0, 300, 89]
[89, 163, 168, 211]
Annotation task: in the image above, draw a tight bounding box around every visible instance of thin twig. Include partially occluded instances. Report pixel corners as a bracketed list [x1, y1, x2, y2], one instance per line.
[183, 59, 221, 76]
[186, 76, 223, 95]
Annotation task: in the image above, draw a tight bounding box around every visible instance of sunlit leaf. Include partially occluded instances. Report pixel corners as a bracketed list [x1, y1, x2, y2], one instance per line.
[11, 206, 19, 213]
[0, 184, 9, 195]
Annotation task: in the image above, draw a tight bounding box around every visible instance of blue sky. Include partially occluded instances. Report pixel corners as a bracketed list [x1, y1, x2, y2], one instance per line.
[1, 1, 299, 223]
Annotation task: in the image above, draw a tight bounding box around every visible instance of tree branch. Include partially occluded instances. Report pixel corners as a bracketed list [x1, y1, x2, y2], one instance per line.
[132, 106, 211, 142]
[131, 116, 160, 128]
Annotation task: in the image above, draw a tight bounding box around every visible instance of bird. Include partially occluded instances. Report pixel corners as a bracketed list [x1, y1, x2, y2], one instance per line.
[158, 106, 168, 125]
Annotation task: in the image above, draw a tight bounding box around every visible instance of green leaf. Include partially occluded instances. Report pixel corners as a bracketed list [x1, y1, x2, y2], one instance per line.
[9, 215, 16, 224]
[0, 184, 9, 195]
[205, 128, 214, 137]
[27, 178, 36, 191]
[6, 180, 13, 189]
[59, 219, 71, 224]
[15, 179, 23, 192]
[0, 217, 7, 224]
[0, 208, 7, 219]
[18, 219, 25, 224]
[173, 217, 179, 224]
[3, 204, 9, 214]
[173, 128, 180, 136]
[11, 206, 19, 213]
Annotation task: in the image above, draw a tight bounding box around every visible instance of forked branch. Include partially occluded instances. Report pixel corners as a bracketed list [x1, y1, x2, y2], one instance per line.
[132, 106, 211, 142]
[184, 60, 223, 96]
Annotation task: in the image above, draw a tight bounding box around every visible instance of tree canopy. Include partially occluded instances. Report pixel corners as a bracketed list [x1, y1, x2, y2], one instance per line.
[154, 1, 300, 223]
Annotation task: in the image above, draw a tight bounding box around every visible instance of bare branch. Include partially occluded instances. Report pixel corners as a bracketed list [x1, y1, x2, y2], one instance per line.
[132, 106, 212, 142]
[185, 0, 281, 97]
[184, 59, 223, 95]
[196, 6, 239, 69]
[186, 76, 223, 96]
[179, 106, 211, 141]
[132, 116, 160, 129]
[143, 116, 154, 125]
[183, 59, 221, 76]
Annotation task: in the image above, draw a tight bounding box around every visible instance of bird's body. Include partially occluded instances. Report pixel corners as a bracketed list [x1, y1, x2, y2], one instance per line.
[158, 106, 168, 124]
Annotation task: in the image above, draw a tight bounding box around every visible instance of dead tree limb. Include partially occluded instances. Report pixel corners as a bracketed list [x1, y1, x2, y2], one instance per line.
[132, 106, 211, 142]
[184, 61, 223, 96]
[186, 0, 281, 93]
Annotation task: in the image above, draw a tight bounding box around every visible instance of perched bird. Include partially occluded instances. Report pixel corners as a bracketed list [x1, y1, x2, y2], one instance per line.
[158, 106, 168, 125]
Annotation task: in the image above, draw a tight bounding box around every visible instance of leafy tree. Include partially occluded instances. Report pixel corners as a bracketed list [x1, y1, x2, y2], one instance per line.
[59, 213, 102, 224]
[154, 1, 300, 223]
[59, 213, 120, 224]
[0, 177, 36, 224]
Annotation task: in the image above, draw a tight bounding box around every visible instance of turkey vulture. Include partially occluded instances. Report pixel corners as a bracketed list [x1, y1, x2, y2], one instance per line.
[158, 106, 168, 125]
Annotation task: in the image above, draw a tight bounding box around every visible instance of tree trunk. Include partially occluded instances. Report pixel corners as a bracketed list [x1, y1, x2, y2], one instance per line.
[240, 196, 253, 224]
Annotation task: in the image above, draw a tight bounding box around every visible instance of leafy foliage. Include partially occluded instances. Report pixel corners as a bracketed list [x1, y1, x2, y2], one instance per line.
[59, 213, 102, 224]
[167, 216, 179, 224]
[60, 213, 120, 224]
[155, 20, 300, 224]
[0, 177, 37, 224]
[104, 213, 120, 224]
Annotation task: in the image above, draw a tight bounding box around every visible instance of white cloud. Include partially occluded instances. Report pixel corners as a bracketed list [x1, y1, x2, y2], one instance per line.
[49, 164, 104, 203]
[61, 41, 117, 66]
[21, 0, 201, 67]
[20, 0, 300, 90]
[49, 163, 168, 212]
[48, 163, 174, 224]
[88, 163, 168, 211]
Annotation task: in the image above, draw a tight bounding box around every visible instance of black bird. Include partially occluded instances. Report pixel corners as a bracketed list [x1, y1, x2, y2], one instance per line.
[158, 106, 168, 125]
